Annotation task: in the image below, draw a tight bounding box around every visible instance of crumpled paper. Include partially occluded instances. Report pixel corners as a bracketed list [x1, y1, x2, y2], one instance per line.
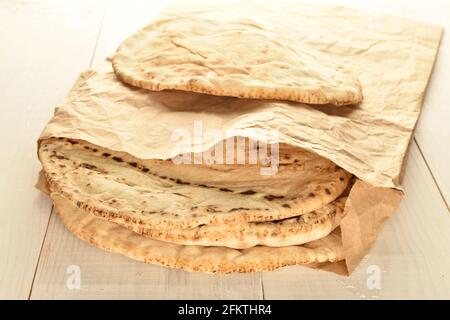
[37, 0, 442, 274]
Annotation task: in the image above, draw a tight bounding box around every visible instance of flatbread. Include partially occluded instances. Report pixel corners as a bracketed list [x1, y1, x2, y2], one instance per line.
[109, 196, 347, 249]
[112, 11, 363, 106]
[51, 192, 344, 273]
[39, 138, 351, 229]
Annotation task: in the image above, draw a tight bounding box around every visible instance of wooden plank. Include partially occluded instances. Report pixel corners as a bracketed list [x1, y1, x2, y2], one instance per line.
[0, 0, 107, 299]
[262, 142, 450, 299]
[30, 0, 262, 300]
[412, 2, 450, 206]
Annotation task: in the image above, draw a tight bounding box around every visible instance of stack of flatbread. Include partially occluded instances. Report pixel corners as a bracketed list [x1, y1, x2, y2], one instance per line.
[37, 2, 392, 274]
[39, 134, 353, 272]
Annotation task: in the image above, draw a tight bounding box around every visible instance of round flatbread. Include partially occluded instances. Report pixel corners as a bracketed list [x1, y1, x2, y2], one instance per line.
[39, 138, 351, 229]
[51, 192, 344, 273]
[112, 11, 363, 106]
[98, 197, 347, 249]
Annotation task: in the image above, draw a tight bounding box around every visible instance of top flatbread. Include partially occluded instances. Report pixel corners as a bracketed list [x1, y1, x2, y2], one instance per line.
[39, 138, 351, 229]
[112, 11, 363, 105]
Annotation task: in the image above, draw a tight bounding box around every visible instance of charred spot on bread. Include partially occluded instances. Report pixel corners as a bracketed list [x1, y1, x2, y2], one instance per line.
[240, 190, 256, 195]
[80, 163, 97, 170]
[264, 195, 284, 201]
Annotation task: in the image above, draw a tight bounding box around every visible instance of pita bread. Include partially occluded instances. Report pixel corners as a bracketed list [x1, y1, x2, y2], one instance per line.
[39, 138, 351, 229]
[50, 192, 344, 273]
[108, 196, 347, 249]
[112, 11, 363, 106]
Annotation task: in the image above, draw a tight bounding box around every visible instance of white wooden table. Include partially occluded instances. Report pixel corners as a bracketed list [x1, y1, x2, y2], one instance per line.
[0, 0, 449, 300]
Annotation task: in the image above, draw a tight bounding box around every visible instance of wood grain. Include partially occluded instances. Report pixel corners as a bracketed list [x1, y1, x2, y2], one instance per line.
[0, 0, 107, 299]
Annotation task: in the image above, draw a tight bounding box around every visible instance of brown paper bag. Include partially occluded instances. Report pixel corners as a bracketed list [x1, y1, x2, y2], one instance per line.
[36, 0, 442, 275]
